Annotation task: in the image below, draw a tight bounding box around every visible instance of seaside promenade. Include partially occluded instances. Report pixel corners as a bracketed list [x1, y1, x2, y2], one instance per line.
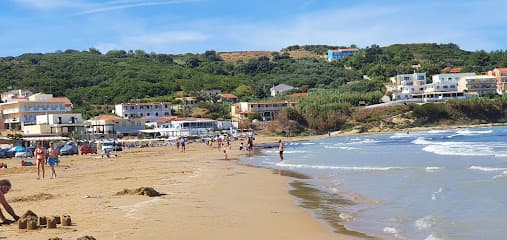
[0, 138, 346, 240]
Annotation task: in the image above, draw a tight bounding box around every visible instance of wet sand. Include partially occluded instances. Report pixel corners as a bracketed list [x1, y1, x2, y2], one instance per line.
[0, 140, 348, 240]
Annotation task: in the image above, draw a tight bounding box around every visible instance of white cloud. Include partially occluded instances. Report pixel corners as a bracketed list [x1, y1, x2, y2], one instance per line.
[75, 0, 201, 15]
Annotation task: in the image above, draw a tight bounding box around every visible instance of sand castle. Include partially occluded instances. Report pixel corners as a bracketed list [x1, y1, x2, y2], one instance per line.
[115, 187, 162, 197]
[18, 210, 73, 231]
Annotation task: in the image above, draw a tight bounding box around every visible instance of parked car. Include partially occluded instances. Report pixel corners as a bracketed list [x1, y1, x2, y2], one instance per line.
[60, 142, 78, 155]
[0, 148, 14, 158]
[102, 140, 122, 152]
[14, 147, 35, 158]
[80, 144, 97, 155]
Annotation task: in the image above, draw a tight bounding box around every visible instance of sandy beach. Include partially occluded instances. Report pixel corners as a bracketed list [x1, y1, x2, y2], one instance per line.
[0, 138, 347, 240]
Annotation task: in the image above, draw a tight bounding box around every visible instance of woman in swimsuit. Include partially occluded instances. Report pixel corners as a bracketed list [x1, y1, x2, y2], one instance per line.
[34, 142, 46, 180]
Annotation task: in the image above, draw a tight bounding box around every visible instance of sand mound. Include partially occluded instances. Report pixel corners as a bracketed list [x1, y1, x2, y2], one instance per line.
[21, 210, 38, 220]
[77, 236, 96, 240]
[11, 193, 55, 202]
[115, 187, 161, 197]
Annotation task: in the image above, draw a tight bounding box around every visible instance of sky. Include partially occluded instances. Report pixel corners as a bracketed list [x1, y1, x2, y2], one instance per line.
[1, 0, 506, 56]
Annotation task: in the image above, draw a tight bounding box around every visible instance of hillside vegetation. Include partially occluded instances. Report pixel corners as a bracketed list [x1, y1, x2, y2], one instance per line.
[1, 44, 507, 131]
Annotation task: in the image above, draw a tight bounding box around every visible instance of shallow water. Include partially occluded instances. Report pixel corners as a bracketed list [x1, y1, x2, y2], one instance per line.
[243, 126, 507, 240]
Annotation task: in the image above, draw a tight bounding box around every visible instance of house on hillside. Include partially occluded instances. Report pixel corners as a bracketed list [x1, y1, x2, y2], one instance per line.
[487, 68, 507, 95]
[220, 93, 239, 103]
[327, 48, 359, 61]
[270, 84, 294, 96]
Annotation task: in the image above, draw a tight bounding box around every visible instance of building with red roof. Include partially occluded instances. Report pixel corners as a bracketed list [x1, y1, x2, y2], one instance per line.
[220, 93, 239, 103]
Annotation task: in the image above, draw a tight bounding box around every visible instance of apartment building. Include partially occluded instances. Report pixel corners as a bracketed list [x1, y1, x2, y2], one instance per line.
[458, 75, 497, 95]
[114, 102, 172, 119]
[231, 101, 297, 121]
[487, 68, 507, 95]
[0, 92, 73, 129]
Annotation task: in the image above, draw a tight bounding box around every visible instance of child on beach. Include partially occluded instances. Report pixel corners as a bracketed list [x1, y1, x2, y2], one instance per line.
[0, 179, 20, 224]
[239, 142, 244, 151]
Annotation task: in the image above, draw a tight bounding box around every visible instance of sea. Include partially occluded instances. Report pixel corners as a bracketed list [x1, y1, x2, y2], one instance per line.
[242, 126, 507, 240]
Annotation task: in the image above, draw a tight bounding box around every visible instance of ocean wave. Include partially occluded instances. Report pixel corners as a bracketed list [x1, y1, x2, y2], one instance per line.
[348, 138, 380, 144]
[425, 167, 442, 173]
[390, 133, 412, 139]
[275, 163, 405, 171]
[431, 187, 443, 201]
[455, 129, 493, 136]
[415, 215, 437, 230]
[324, 145, 359, 150]
[424, 233, 444, 240]
[412, 137, 433, 145]
[469, 166, 507, 172]
[428, 130, 452, 134]
[412, 138, 507, 157]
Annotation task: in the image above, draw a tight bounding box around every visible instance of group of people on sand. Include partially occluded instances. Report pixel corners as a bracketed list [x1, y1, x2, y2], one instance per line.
[34, 142, 59, 180]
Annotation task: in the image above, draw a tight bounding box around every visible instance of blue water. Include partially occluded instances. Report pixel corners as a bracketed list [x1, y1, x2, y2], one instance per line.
[243, 126, 507, 240]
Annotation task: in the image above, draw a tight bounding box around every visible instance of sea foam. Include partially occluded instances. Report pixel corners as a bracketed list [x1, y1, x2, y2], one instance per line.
[275, 163, 405, 171]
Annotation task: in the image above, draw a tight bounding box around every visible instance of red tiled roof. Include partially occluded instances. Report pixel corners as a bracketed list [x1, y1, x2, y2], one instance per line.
[442, 67, 462, 73]
[287, 92, 309, 98]
[90, 115, 123, 121]
[495, 67, 507, 72]
[220, 93, 238, 99]
[53, 97, 73, 107]
[155, 116, 179, 124]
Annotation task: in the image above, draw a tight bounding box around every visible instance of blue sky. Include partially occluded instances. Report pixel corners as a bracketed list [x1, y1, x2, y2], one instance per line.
[1, 0, 506, 56]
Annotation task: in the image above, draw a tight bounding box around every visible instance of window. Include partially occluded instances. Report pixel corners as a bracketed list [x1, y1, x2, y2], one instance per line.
[125, 114, 128, 117]
[155, 112, 159, 116]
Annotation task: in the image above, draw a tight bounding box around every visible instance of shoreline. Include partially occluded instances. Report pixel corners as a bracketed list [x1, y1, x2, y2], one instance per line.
[0, 140, 348, 239]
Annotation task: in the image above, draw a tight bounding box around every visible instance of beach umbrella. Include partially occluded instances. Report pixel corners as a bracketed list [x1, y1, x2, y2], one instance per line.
[9, 146, 25, 152]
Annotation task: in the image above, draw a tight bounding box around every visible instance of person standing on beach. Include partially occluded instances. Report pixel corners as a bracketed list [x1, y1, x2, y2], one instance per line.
[0, 179, 20, 224]
[34, 142, 46, 180]
[47, 142, 58, 179]
[180, 137, 186, 153]
[176, 138, 180, 151]
[247, 135, 254, 157]
[278, 139, 284, 161]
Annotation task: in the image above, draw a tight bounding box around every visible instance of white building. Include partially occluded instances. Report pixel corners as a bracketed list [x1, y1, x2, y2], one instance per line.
[230, 101, 298, 121]
[22, 113, 84, 136]
[391, 73, 427, 100]
[0, 92, 73, 129]
[140, 118, 219, 137]
[85, 114, 145, 138]
[114, 102, 172, 119]
[1, 89, 32, 103]
[270, 84, 294, 96]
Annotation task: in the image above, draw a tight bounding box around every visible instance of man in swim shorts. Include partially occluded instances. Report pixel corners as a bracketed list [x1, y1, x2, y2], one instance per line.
[47, 142, 59, 179]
